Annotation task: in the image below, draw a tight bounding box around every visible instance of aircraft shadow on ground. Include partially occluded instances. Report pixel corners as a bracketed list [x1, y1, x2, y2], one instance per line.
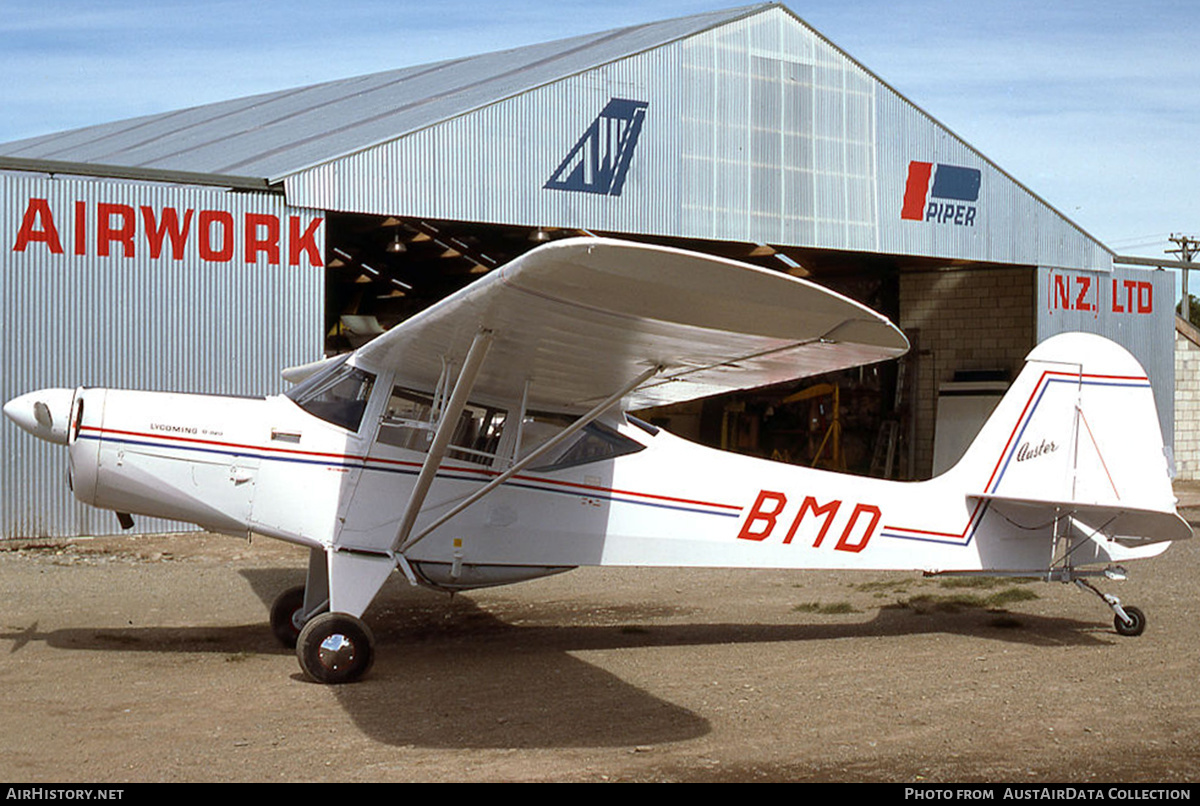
[1, 567, 1124, 750]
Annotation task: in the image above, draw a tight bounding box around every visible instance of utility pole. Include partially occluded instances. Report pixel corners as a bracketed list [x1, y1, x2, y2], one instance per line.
[1168, 234, 1200, 324]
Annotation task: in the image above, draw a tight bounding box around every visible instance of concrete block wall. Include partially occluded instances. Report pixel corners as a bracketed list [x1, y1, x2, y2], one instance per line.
[899, 268, 1036, 479]
[1174, 317, 1200, 480]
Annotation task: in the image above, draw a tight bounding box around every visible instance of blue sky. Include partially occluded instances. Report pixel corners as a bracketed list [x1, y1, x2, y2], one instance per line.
[2, 0, 1195, 259]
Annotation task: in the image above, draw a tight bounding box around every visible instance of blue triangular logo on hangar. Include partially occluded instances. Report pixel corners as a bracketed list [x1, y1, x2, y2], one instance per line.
[545, 98, 648, 196]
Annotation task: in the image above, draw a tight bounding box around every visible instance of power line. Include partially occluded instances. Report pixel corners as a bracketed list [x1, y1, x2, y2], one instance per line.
[1109, 233, 1174, 249]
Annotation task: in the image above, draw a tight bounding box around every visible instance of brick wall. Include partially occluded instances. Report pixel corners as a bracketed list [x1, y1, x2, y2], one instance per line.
[1174, 317, 1200, 480]
[899, 268, 1036, 479]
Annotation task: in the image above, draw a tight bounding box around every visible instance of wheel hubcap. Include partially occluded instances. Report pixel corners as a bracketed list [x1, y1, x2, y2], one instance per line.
[317, 633, 357, 671]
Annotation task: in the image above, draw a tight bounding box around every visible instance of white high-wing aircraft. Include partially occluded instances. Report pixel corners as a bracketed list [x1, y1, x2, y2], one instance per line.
[5, 238, 1191, 684]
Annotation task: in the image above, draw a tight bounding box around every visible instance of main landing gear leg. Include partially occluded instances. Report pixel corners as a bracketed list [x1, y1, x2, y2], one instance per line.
[268, 548, 386, 683]
[288, 548, 392, 684]
[1073, 577, 1146, 637]
[268, 547, 331, 649]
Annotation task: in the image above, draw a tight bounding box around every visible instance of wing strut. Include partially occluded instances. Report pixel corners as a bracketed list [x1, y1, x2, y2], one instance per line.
[398, 363, 663, 553]
[388, 329, 494, 555]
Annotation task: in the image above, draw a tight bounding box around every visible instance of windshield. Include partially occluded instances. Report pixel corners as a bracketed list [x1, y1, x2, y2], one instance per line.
[285, 356, 376, 432]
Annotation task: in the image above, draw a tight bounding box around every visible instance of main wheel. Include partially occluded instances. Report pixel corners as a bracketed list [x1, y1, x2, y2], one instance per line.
[296, 612, 375, 684]
[1114, 606, 1146, 637]
[269, 585, 308, 649]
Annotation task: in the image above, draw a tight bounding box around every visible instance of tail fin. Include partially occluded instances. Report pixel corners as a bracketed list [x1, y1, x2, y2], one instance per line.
[944, 332, 1188, 546]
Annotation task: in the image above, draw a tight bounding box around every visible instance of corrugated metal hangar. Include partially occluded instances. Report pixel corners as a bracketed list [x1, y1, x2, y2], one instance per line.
[0, 3, 1176, 537]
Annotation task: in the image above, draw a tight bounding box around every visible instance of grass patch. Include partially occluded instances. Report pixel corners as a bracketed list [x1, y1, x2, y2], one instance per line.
[902, 594, 979, 614]
[984, 587, 1039, 606]
[937, 576, 1036, 590]
[899, 586, 1039, 614]
[793, 601, 858, 615]
[854, 579, 912, 594]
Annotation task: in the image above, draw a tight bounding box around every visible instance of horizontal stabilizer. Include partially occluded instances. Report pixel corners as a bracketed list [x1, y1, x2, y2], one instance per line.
[933, 332, 1190, 562]
[970, 493, 1193, 547]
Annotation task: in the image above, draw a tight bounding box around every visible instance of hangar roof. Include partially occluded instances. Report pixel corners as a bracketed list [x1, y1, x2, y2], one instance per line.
[0, 4, 767, 185]
[0, 3, 1112, 271]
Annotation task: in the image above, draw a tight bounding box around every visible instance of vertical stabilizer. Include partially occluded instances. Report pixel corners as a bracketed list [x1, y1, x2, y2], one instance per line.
[944, 332, 1175, 516]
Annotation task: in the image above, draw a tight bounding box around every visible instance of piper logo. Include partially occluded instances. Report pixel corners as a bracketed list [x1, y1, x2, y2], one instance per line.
[901, 161, 981, 226]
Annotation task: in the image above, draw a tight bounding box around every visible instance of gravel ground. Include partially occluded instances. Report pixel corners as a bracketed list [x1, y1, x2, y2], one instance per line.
[1, 504, 1198, 783]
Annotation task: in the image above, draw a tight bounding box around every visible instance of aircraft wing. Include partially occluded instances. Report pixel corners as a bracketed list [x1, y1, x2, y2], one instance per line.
[350, 237, 909, 412]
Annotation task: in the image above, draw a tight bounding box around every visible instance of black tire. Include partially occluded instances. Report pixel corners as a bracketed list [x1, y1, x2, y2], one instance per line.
[296, 612, 375, 684]
[1114, 606, 1146, 637]
[269, 585, 308, 649]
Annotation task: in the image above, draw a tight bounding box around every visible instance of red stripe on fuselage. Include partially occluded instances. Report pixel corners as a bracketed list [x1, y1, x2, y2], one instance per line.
[80, 425, 742, 514]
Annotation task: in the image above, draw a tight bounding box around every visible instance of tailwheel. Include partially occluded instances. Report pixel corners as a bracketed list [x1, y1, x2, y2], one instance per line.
[1114, 605, 1146, 637]
[1073, 575, 1146, 637]
[269, 585, 308, 649]
[296, 612, 375, 684]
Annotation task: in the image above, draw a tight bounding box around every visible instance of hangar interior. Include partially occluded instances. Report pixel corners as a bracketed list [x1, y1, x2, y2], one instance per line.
[0, 2, 1169, 537]
[323, 210, 1021, 479]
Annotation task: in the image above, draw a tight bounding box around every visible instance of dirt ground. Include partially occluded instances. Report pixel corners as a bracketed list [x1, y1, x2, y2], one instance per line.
[2, 503, 1200, 783]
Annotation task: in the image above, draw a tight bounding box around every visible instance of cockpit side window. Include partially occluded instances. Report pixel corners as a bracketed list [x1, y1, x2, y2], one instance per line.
[285, 357, 377, 432]
[518, 412, 644, 471]
[377, 386, 507, 466]
[376, 386, 436, 452]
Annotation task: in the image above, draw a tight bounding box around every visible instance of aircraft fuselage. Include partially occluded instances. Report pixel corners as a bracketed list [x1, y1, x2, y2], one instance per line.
[15, 371, 1165, 595]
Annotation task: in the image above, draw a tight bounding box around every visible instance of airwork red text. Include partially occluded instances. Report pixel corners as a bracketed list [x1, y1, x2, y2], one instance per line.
[11, 197, 323, 267]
